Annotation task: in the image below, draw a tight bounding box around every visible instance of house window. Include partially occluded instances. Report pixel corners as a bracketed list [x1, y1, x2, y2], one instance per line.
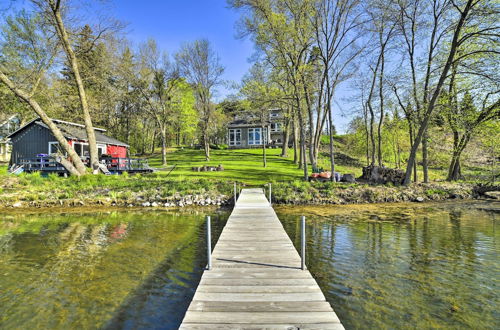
[48, 142, 61, 155]
[97, 144, 106, 157]
[271, 123, 281, 132]
[73, 142, 106, 157]
[248, 128, 268, 145]
[73, 142, 90, 158]
[228, 129, 241, 146]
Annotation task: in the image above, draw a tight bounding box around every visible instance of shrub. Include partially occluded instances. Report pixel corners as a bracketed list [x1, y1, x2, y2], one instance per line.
[210, 144, 228, 150]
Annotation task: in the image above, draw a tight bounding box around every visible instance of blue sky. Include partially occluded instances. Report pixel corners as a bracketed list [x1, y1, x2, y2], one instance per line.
[4, 0, 354, 132]
[112, 0, 354, 132]
[113, 0, 253, 100]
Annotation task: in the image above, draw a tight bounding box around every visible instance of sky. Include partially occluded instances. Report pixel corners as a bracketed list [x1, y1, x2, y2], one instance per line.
[113, 0, 253, 100]
[111, 0, 355, 133]
[3, 0, 355, 132]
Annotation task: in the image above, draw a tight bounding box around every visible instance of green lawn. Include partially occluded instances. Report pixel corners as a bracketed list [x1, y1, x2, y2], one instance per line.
[147, 147, 362, 185]
[1, 147, 492, 187]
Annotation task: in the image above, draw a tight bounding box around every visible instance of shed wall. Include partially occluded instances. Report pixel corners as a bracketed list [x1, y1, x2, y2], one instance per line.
[10, 124, 54, 164]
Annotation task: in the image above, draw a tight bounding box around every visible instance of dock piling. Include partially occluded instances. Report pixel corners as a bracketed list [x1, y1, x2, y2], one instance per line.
[206, 216, 212, 270]
[268, 183, 272, 205]
[234, 182, 237, 204]
[301, 215, 306, 270]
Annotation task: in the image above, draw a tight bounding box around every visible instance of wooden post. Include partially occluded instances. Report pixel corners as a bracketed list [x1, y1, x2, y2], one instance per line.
[234, 182, 237, 205]
[268, 183, 272, 206]
[301, 216, 305, 270]
[207, 216, 212, 270]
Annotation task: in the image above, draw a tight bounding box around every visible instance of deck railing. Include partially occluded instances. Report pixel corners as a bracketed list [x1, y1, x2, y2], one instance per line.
[19, 157, 67, 172]
[18, 156, 152, 174]
[100, 157, 151, 171]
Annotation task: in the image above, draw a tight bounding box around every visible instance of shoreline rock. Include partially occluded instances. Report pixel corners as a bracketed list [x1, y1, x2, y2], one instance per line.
[1, 182, 497, 210]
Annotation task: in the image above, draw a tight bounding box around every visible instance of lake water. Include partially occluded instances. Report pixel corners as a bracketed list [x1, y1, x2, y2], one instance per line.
[0, 209, 229, 329]
[1, 201, 498, 329]
[276, 201, 499, 329]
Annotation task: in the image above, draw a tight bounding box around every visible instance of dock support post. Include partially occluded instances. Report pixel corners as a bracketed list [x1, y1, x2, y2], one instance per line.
[234, 182, 237, 204]
[301, 216, 305, 270]
[207, 216, 212, 270]
[268, 183, 272, 206]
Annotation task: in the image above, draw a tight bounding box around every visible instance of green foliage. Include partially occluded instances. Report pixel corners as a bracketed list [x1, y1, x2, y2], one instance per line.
[425, 189, 448, 197]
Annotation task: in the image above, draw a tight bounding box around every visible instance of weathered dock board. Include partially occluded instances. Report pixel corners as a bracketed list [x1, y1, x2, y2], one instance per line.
[180, 188, 344, 329]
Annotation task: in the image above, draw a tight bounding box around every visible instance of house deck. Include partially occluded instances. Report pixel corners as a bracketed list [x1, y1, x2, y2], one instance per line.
[180, 188, 344, 329]
[16, 156, 154, 175]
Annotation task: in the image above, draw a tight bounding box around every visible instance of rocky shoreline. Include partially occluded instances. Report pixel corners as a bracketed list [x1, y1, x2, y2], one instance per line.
[3, 193, 230, 209]
[1, 182, 498, 210]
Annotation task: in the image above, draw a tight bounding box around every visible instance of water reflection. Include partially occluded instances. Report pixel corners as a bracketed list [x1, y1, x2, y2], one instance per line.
[0, 209, 229, 329]
[277, 201, 499, 330]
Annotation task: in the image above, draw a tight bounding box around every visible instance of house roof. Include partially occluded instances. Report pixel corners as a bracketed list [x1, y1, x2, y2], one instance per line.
[8, 118, 129, 147]
[228, 111, 270, 128]
[0, 114, 19, 127]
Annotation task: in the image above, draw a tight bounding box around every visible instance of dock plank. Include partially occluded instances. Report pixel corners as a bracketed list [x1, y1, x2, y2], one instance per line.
[180, 188, 344, 329]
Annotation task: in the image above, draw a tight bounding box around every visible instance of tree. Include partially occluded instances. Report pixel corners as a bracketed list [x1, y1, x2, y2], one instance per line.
[364, 8, 396, 167]
[241, 63, 282, 167]
[42, 0, 100, 171]
[176, 39, 224, 161]
[402, 0, 498, 185]
[312, 0, 364, 180]
[136, 39, 180, 166]
[442, 90, 499, 181]
[171, 80, 198, 146]
[230, 0, 316, 180]
[0, 9, 86, 175]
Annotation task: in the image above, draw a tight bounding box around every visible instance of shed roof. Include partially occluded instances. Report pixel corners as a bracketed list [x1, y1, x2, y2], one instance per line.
[8, 118, 129, 147]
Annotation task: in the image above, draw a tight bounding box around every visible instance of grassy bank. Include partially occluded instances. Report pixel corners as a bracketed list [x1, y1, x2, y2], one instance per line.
[147, 147, 361, 185]
[0, 147, 495, 209]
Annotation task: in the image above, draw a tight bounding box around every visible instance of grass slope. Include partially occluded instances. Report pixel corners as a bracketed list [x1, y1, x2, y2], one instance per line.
[147, 147, 361, 185]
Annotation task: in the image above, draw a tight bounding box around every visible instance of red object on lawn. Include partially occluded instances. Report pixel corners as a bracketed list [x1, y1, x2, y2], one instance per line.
[319, 171, 331, 179]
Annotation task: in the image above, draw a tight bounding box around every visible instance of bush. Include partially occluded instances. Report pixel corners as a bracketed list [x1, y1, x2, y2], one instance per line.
[210, 144, 228, 150]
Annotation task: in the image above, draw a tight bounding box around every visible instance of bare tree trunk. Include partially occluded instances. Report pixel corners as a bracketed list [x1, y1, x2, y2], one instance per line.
[409, 123, 418, 182]
[363, 103, 370, 166]
[262, 124, 267, 167]
[281, 111, 290, 157]
[297, 107, 308, 180]
[203, 128, 210, 161]
[293, 112, 299, 165]
[422, 129, 429, 182]
[150, 126, 156, 154]
[328, 104, 336, 181]
[300, 125, 308, 180]
[367, 64, 379, 166]
[404, 0, 473, 185]
[447, 152, 463, 181]
[368, 102, 376, 166]
[0, 71, 85, 175]
[377, 48, 386, 167]
[161, 126, 167, 166]
[50, 3, 99, 171]
[203, 105, 211, 161]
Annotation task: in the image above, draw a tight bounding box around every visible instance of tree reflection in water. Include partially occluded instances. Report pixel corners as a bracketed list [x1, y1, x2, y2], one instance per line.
[0, 210, 229, 329]
[277, 201, 499, 329]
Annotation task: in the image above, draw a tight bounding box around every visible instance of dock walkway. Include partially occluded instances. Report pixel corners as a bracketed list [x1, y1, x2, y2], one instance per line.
[180, 188, 343, 329]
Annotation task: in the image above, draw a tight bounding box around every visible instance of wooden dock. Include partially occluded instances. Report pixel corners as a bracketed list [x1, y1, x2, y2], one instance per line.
[180, 188, 344, 329]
